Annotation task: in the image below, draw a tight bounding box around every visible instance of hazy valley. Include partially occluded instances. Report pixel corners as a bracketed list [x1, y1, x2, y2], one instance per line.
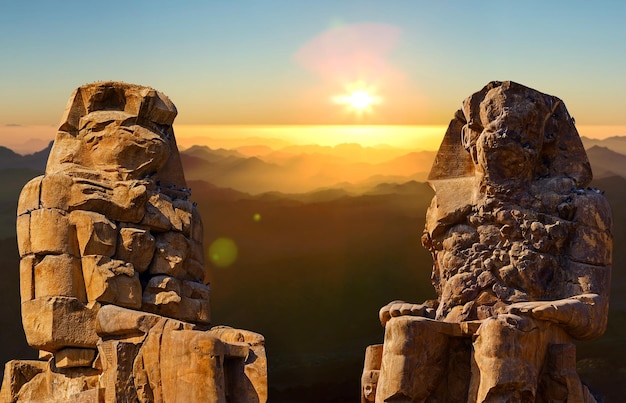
[0, 135, 625, 400]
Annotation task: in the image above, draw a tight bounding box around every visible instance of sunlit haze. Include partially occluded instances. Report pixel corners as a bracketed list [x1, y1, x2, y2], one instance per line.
[174, 125, 444, 150]
[2, 123, 626, 156]
[2, 1, 626, 151]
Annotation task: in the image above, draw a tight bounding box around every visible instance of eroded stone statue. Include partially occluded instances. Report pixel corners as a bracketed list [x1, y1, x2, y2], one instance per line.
[1, 82, 267, 402]
[362, 81, 611, 402]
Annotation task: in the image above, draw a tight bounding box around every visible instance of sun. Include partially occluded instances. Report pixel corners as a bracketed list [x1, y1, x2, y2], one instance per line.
[333, 83, 381, 115]
[346, 90, 375, 110]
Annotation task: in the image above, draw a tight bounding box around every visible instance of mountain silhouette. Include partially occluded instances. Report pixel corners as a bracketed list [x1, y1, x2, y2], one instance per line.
[582, 136, 626, 156]
[0, 142, 50, 171]
[180, 144, 434, 194]
[587, 145, 626, 179]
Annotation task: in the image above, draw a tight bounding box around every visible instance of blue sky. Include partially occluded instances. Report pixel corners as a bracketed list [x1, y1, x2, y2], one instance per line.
[2, 0, 626, 130]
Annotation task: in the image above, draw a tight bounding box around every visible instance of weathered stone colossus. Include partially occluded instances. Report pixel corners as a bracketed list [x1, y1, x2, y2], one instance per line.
[362, 81, 611, 402]
[1, 82, 267, 402]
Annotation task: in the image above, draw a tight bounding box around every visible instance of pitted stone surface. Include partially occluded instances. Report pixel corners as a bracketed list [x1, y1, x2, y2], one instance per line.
[365, 81, 611, 403]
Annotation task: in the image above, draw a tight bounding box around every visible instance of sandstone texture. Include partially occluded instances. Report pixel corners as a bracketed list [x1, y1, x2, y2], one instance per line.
[1, 82, 267, 402]
[363, 81, 611, 402]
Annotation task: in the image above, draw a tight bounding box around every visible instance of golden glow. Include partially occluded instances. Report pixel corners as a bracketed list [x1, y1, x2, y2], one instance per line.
[174, 125, 446, 150]
[15, 123, 626, 156]
[333, 82, 381, 115]
[346, 90, 375, 110]
[575, 125, 626, 139]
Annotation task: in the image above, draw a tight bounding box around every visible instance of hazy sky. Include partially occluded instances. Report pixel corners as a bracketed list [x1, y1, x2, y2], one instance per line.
[2, 1, 626, 133]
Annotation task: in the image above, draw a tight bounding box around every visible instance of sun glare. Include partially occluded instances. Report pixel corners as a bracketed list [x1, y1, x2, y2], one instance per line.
[333, 83, 381, 115]
[347, 90, 374, 110]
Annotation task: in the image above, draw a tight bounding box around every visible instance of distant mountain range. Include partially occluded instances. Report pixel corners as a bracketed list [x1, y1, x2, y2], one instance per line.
[1, 137, 626, 399]
[1, 136, 624, 239]
[5, 137, 626, 194]
[180, 139, 626, 194]
[581, 136, 626, 156]
[180, 144, 435, 194]
[0, 143, 50, 171]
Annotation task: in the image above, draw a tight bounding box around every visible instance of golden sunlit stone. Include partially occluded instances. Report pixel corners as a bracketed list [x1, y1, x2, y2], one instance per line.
[364, 81, 611, 402]
[2, 82, 267, 402]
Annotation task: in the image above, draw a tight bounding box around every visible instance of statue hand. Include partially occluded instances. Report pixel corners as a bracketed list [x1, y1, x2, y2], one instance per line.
[504, 294, 606, 339]
[379, 300, 435, 327]
[505, 300, 564, 322]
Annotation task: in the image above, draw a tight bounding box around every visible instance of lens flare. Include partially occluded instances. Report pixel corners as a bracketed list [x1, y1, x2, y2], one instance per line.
[208, 237, 238, 268]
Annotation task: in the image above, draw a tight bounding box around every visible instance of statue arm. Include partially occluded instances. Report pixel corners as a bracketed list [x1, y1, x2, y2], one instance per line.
[506, 294, 608, 340]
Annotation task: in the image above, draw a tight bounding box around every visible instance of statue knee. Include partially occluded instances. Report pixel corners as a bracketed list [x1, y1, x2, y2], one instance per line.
[473, 314, 546, 401]
[478, 313, 536, 340]
[384, 316, 445, 355]
[491, 313, 535, 331]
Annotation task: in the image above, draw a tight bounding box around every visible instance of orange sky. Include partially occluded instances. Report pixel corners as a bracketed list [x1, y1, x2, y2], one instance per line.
[3, 3, 626, 154]
[3, 3, 626, 138]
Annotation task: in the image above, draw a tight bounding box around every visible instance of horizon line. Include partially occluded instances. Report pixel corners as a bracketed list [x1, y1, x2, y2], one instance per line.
[2, 124, 626, 155]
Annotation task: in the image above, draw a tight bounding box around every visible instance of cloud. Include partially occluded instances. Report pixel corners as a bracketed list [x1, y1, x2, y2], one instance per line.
[4, 123, 22, 127]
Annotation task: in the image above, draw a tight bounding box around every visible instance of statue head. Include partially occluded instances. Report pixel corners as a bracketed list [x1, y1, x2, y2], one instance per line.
[426, 81, 592, 225]
[46, 82, 185, 185]
[459, 81, 590, 190]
